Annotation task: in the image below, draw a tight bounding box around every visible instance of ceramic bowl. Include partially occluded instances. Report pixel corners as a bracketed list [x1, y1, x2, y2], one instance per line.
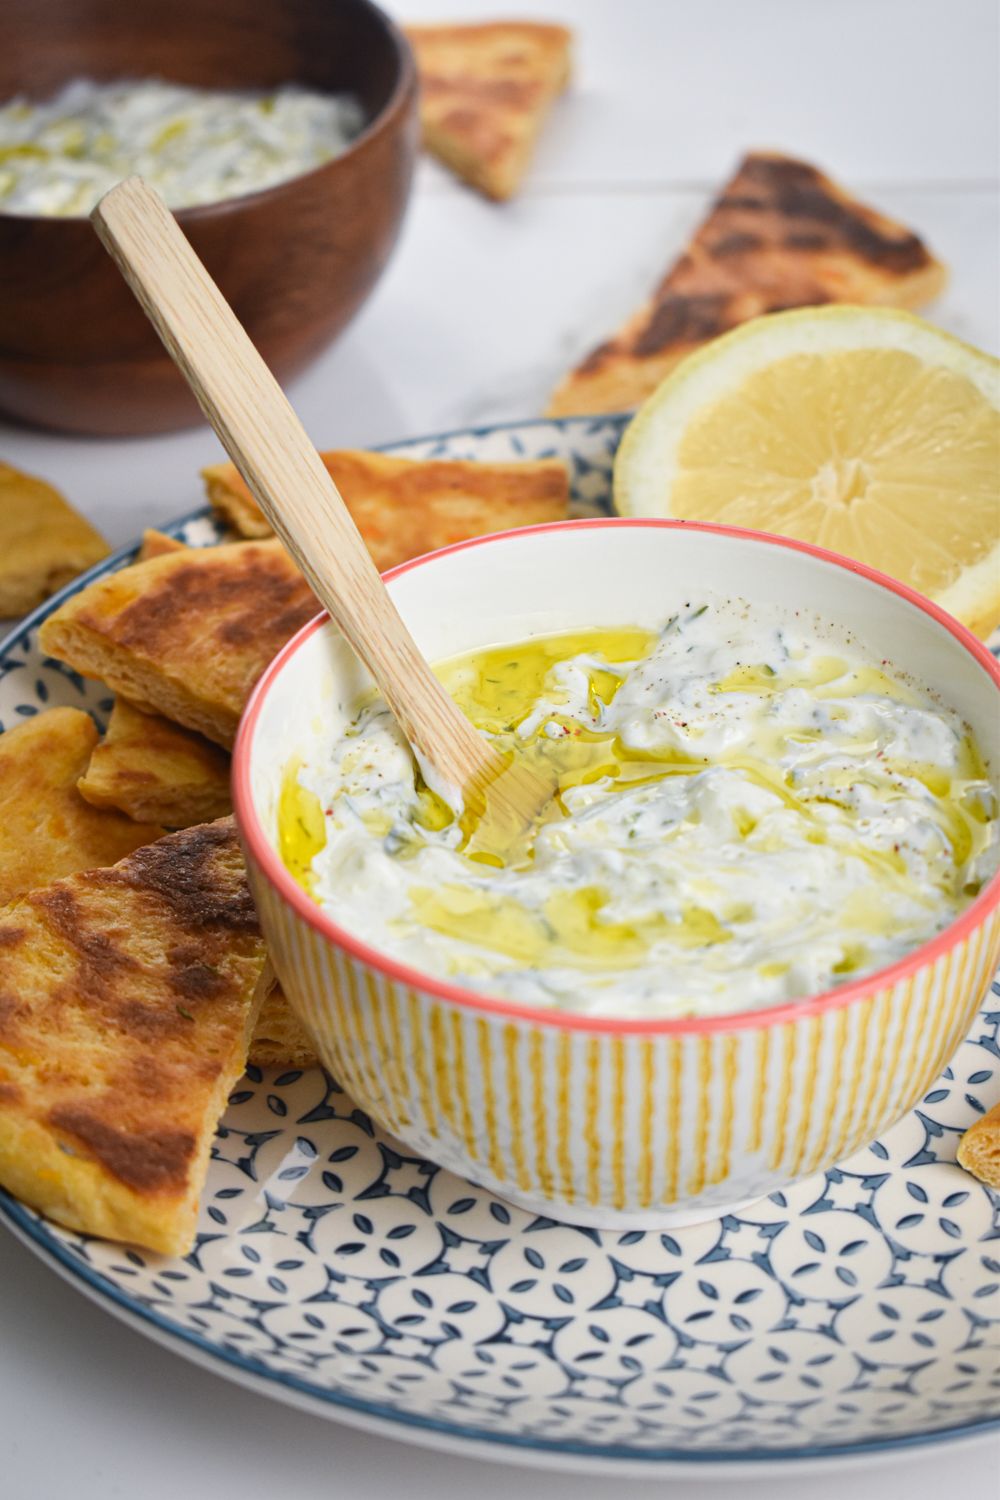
[0, 0, 417, 435]
[233, 519, 1000, 1230]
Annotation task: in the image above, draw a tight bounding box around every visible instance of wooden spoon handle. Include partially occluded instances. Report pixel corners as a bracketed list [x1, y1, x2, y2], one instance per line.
[92, 176, 496, 795]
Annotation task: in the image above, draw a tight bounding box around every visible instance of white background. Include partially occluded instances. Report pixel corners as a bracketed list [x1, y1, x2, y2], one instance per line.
[1, 0, 998, 1494]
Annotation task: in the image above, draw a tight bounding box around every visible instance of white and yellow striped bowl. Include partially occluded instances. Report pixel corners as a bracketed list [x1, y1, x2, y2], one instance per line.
[234, 521, 1000, 1229]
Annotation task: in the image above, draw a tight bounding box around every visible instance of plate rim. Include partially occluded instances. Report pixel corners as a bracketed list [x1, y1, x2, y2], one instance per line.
[1, 413, 998, 1470]
[4, 1194, 999, 1474]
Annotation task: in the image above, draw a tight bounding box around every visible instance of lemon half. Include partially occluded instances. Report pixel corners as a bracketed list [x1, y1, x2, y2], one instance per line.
[613, 307, 1000, 637]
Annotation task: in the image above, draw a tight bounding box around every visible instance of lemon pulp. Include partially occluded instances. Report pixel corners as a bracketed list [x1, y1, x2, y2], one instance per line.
[671, 349, 998, 600]
[614, 308, 1000, 636]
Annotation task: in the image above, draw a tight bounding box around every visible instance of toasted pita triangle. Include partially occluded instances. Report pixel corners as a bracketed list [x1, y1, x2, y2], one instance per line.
[958, 1103, 1000, 1188]
[0, 462, 109, 617]
[547, 151, 948, 416]
[78, 697, 232, 828]
[73, 533, 233, 823]
[0, 819, 269, 1253]
[39, 540, 317, 749]
[202, 449, 569, 564]
[407, 21, 571, 200]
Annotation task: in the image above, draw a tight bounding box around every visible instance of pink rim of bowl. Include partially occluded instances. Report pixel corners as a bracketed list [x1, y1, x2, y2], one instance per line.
[232, 516, 1000, 1038]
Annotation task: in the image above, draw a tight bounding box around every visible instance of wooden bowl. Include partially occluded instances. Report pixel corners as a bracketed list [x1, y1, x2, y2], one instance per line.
[0, 0, 417, 435]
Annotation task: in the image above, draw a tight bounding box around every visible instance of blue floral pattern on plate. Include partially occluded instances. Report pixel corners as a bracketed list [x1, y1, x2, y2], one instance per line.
[1, 417, 997, 1470]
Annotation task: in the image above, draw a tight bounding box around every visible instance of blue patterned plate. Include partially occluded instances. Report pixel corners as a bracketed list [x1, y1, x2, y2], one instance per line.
[1, 417, 998, 1475]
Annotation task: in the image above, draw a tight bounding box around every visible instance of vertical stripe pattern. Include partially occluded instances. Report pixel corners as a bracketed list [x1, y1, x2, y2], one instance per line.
[248, 856, 1000, 1225]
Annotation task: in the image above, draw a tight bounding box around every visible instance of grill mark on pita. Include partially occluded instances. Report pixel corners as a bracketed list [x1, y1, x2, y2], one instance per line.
[633, 293, 733, 357]
[114, 998, 191, 1042]
[717, 194, 766, 211]
[169, 959, 228, 1002]
[0, 820, 267, 1250]
[576, 339, 617, 376]
[218, 599, 315, 649]
[709, 231, 762, 256]
[33, 885, 138, 982]
[839, 220, 929, 271]
[744, 154, 818, 190]
[784, 231, 828, 250]
[629, 154, 934, 360]
[48, 1104, 195, 1193]
[107, 549, 314, 657]
[112, 822, 259, 937]
[740, 156, 933, 271]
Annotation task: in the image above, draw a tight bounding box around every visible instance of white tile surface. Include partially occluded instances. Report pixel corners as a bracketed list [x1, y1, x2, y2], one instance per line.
[0, 1, 998, 1495]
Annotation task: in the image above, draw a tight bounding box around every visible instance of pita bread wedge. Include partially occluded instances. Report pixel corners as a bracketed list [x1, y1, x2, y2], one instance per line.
[0, 462, 109, 617]
[547, 151, 948, 416]
[0, 819, 269, 1254]
[78, 698, 232, 828]
[406, 22, 571, 200]
[0, 703, 299, 1064]
[200, 470, 272, 539]
[202, 450, 570, 565]
[0, 708, 163, 907]
[138, 529, 187, 561]
[39, 540, 317, 748]
[958, 1102, 1000, 1188]
[248, 985, 318, 1070]
[78, 532, 233, 826]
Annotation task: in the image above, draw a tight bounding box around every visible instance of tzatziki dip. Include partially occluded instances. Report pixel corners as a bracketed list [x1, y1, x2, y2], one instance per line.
[0, 79, 364, 216]
[279, 599, 998, 1020]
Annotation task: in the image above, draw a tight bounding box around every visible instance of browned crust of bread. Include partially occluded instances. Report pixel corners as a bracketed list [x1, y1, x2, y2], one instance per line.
[406, 22, 571, 200]
[38, 540, 317, 749]
[78, 698, 233, 828]
[957, 1101, 1000, 1188]
[3, 692, 286, 1063]
[200, 472, 273, 540]
[0, 819, 269, 1254]
[0, 707, 163, 906]
[248, 985, 319, 1069]
[138, 529, 188, 561]
[0, 462, 109, 617]
[547, 151, 948, 416]
[201, 450, 570, 564]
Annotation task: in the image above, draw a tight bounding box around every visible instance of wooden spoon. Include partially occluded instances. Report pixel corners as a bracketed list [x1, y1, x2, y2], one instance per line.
[92, 176, 550, 854]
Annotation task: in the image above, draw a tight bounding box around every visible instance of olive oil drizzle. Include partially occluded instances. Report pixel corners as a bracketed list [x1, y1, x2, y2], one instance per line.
[278, 623, 993, 976]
